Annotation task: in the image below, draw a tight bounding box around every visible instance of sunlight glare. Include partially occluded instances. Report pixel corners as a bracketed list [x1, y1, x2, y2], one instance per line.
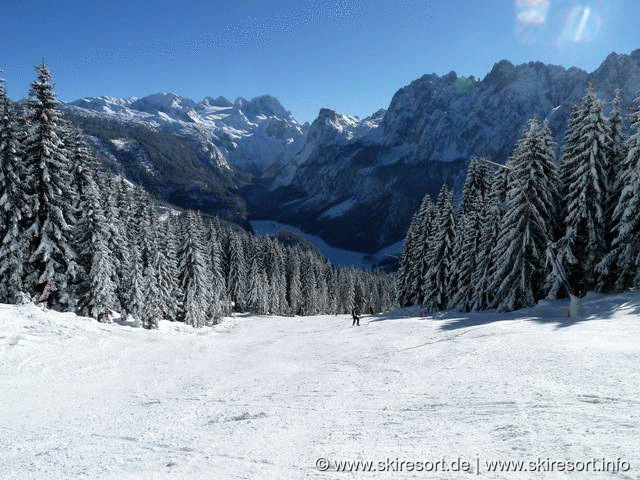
[558, 3, 601, 45]
[514, 0, 551, 44]
[515, 0, 551, 25]
[573, 6, 591, 43]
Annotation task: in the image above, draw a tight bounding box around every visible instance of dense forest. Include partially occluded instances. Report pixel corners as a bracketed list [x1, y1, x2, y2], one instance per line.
[398, 87, 640, 313]
[0, 64, 397, 328]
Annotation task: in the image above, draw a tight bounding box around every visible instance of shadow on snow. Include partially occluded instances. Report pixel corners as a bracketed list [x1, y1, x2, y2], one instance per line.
[367, 291, 640, 331]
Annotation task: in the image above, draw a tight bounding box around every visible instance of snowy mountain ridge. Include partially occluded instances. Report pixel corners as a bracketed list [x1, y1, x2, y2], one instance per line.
[66, 92, 307, 173]
[63, 49, 640, 253]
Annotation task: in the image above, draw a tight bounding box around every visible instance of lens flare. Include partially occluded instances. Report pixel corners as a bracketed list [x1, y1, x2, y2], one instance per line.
[558, 2, 601, 45]
[515, 0, 605, 46]
[573, 6, 591, 42]
[516, 0, 551, 25]
[514, 0, 551, 44]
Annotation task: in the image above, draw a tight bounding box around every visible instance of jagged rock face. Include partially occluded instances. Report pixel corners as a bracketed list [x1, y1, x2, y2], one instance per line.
[380, 63, 588, 163]
[262, 50, 640, 253]
[590, 50, 640, 97]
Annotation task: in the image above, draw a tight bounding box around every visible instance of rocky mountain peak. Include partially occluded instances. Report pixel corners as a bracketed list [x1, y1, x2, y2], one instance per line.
[130, 92, 197, 117]
[305, 107, 379, 147]
[591, 49, 640, 98]
[201, 96, 232, 108]
[484, 59, 517, 88]
[243, 95, 290, 120]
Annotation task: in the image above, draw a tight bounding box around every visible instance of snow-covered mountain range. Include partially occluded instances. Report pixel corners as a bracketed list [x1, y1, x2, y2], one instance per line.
[63, 49, 640, 253]
[68, 93, 306, 172]
[62, 93, 310, 225]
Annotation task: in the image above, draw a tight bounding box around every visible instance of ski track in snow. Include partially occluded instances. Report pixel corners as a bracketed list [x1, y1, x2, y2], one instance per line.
[1, 294, 640, 479]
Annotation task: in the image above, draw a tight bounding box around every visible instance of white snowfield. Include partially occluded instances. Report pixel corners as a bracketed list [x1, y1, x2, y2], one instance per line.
[1, 293, 639, 479]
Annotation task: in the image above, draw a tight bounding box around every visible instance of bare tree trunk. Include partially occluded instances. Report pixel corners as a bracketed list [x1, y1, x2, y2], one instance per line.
[569, 293, 582, 318]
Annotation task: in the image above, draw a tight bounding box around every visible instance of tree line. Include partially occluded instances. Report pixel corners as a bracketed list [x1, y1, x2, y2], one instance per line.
[0, 64, 397, 327]
[398, 87, 640, 312]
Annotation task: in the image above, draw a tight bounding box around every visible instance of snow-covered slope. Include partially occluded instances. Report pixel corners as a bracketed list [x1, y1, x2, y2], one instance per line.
[2, 293, 639, 479]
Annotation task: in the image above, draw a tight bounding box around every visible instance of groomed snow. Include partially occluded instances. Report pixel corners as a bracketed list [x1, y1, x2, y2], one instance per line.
[1, 293, 639, 479]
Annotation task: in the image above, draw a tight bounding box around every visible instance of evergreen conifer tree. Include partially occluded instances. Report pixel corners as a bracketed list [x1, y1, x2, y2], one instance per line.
[558, 88, 611, 296]
[448, 157, 490, 310]
[225, 231, 247, 312]
[286, 248, 302, 315]
[23, 63, 77, 304]
[0, 79, 32, 302]
[156, 217, 181, 320]
[177, 211, 210, 327]
[74, 158, 117, 319]
[422, 185, 456, 312]
[597, 91, 628, 290]
[397, 213, 420, 307]
[471, 166, 508, 310]
[492, 118, 558, 311]
[607, 96, 640, 290]
[411, 196, 436, 305]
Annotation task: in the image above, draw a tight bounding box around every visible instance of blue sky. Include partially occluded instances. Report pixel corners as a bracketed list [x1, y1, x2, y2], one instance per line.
[0, 0, 637, 123]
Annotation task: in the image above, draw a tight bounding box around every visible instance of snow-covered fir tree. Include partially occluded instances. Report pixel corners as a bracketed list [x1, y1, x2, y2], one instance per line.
[397, 212, 420, 307]
[411, 195, 436, 305]
[470, 165, 508, 310]
[141, 255, 161, 330]
[558, 88, 612, 296]
[286, 247, 303, 315]
[598, 91, 628, 289]
[448, 157, 490, 311]
[607, 95, 640, 290]
[300, 252, 319, 315]
[245, 250, 262, 314]
[101, 177, 130, 312]
[22, 63, 77, 305]
[458, 156, 491, 216]
[126, 243, 145, 320]
[118, 184, 148, 319]
[491, 118, 559, 311]
[422, 184, 456, 312]
[0, 79, 32, 302]
[73, 149, 117, 320]
[224, 231, 247, 312]
[207, 223, 227, 320]
[177, 211, 211, 327]
[156, 217, 181, 320]
[397, 193, 437, 307]
[605, 90, 628, 222]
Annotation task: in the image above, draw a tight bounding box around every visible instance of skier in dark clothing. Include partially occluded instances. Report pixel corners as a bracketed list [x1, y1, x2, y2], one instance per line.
[351, 306, 360, 326]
